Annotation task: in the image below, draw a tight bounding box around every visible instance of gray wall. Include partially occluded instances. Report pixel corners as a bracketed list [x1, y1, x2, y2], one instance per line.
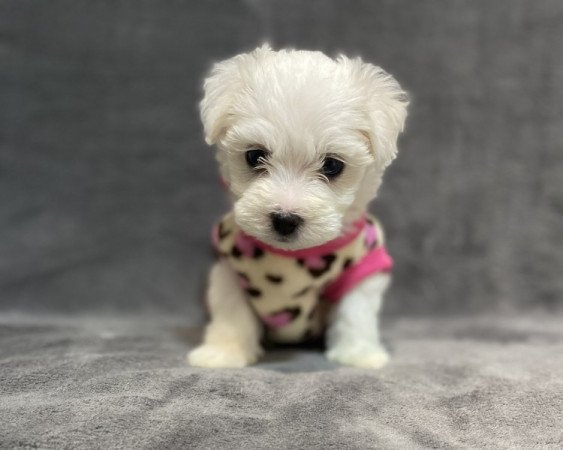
[1, 0, 562, 321]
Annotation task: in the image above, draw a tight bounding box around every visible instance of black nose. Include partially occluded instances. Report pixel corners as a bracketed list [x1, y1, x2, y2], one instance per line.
[270, 212, 303, 237]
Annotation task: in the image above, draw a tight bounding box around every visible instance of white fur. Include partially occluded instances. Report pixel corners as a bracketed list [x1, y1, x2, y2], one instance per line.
[326, 273, 390, 368]
[188, 260, 263, 368]
[188, 46, 407, 368]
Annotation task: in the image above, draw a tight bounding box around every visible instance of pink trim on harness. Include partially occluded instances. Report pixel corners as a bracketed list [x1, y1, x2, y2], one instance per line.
[322, 246, 393, 302]
[212, 214, 393, 303]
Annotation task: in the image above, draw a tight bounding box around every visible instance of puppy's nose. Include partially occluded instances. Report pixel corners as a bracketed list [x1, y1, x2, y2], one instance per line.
[270, 212, 303, 237]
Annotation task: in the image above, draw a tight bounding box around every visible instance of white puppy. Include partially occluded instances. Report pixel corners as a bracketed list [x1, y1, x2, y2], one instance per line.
[188, 45, 408, 368]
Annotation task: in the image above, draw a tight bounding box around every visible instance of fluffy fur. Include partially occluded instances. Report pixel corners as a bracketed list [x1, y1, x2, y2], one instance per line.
[188, 45, 408, 368]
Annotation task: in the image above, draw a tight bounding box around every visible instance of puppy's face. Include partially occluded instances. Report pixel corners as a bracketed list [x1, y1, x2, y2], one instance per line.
[201, 47, 407, 250]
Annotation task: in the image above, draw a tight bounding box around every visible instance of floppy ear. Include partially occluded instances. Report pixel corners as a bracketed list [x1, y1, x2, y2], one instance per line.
[341, 57, 409, 167]
[199, 57, 242, 145]
[200, 44, 273, 145]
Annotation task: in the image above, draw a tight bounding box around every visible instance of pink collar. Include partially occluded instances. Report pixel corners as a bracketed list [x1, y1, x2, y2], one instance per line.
[242, 216, 367, 259]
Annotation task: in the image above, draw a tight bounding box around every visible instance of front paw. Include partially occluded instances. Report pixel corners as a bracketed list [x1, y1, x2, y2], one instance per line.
[187, 344, 260, 368]
[326, 343, 389, 369]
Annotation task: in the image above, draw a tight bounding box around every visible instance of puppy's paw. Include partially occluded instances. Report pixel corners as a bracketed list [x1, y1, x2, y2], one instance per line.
[326, 344, 389, 369]
[187, 344, 260, 368]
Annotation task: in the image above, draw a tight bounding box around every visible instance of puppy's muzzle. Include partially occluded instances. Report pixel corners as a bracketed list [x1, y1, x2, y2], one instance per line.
[270, 212, 303, 237]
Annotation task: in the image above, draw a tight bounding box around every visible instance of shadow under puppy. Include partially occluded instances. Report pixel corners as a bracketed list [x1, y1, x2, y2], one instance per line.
[188, 45, 408, 368]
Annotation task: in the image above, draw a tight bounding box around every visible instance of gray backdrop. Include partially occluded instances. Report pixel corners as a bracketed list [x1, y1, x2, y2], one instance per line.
[2, 0, 562, 321]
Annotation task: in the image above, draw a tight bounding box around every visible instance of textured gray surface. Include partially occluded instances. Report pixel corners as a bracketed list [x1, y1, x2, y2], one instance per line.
[1, 1, 563, 448]
[1, 314, 562, 449]
[1, 0, 562, 317]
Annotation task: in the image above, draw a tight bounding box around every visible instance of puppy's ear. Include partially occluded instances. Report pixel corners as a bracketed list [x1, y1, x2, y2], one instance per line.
[341, 57, 409, 167]
[199, 57, 242, 145]
[200, 45, 273, 145]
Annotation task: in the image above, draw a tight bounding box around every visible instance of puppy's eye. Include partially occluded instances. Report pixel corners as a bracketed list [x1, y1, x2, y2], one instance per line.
[245, 148, 268, 168]
[321, 157, 345, 179]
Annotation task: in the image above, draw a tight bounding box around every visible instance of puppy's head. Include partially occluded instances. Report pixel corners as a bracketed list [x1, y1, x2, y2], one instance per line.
[200, 45, 408, 250]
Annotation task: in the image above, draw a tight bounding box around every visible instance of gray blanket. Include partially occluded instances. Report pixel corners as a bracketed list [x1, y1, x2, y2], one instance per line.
[1, 0, 562, 448]
[1, 314, 562, 449]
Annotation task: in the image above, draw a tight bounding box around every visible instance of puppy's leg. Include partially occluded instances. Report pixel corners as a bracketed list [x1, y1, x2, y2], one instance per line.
[325, 273, 390, 369]
[188, 260, 263, 368]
